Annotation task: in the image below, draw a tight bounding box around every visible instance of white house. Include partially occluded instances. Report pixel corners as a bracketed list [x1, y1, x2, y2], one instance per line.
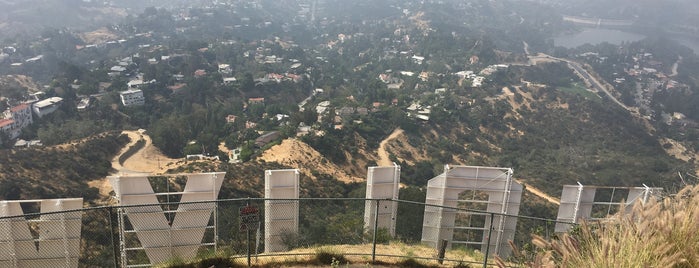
[120, 89, 145, 106]
[223, 77, 237, 85]
[412, 55, 425, 64]
[77, 97, 91, 111]
[32, 97, 63, 118]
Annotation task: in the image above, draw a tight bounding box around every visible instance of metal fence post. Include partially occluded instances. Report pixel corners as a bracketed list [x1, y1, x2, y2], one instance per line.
[372, 199, 379, 263]
[107, 206, 119, 268]
[214, 200, 219, 253]
[483, 212, 495, 268]
[437, 239, 448, 264]
[247, 199, 252, 267]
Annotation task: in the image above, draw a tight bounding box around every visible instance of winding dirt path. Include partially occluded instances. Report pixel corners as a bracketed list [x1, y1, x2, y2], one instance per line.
[119, 130, 178, 173]
[88, 130, 179, 197]
[377, 128, 404, 166]
[375, 127, 561, 205]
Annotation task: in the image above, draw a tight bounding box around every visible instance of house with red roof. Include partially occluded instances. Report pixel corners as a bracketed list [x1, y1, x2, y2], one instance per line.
[0, 118, 20, 140]
[3, 103, 33, 130]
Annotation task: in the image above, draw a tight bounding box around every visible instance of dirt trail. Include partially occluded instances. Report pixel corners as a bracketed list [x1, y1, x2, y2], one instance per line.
[88, 130, 179, 197]
[377, 128, 404, 166]
[516, 179, 560, 205]
[119, 131, 178, 173]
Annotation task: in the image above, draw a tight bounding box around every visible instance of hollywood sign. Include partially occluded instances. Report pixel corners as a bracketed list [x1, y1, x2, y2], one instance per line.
[0, 167, 661, 267]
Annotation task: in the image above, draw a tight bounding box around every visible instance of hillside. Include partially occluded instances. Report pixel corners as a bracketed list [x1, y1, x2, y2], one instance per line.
[259, 139, 362, 183]
[0, 0, 695, 225]
[0, 1, 128, 36]
[0, 132, 128, 201]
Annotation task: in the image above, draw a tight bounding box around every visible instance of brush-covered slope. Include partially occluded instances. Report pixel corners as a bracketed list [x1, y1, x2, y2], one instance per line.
[0, 132, 128, 201]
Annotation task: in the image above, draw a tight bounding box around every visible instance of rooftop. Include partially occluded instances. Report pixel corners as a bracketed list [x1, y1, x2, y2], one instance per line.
[33, 97, 63, 109]
[0, 118, 14, 128]
[120, 89, 143, 95]
[10, 103, 29, 112]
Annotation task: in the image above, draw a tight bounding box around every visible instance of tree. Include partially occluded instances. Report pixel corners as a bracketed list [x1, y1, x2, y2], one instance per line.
[151, 116, 188, 158]
[396, 186, 426, 242]
[0, 131, 11, 149]
[239, 142, 254, 162]
[241, 73, 255, 92]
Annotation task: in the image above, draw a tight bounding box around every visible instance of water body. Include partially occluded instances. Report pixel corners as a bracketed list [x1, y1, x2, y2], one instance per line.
[554, 28, 646, 48]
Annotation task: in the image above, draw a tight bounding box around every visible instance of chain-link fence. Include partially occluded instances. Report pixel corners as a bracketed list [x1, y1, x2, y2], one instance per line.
[0, 198, 573, 267]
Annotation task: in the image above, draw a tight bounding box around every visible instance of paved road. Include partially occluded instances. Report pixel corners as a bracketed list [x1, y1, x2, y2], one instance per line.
[565, 60, 631, 111]
[521, 44, 632, 113]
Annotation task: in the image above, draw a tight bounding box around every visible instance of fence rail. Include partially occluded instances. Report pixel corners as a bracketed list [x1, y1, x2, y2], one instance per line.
[0, 198, 572, 268]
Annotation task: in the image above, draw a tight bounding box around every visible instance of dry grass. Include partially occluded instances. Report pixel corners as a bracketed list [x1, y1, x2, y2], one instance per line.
[241, 243, 480, 267]
[258, 138, 362, 182]
[504, 184, 699, 268]
[161, 243, 482, 267]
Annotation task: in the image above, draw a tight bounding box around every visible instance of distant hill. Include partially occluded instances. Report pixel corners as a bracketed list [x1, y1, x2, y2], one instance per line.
[0, 1, 128, 37]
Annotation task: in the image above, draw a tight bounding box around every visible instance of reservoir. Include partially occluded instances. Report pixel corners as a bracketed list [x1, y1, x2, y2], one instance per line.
[554, 28, 646, 48]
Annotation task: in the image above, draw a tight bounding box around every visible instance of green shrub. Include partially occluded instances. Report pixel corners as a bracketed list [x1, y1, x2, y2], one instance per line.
[313, 248, 348, 265]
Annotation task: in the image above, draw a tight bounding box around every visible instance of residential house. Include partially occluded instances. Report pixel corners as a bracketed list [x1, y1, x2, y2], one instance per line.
[110, 66, 126, 73]
[223, 77, 237, 85]
[297, 125, 311, 136]
[194, 69, 207, 77]
[248, 97, 265, 105]
[356, 107, 369, 116]
[119, 89, 145, 106]
[128, 79, 144, 88]
[316, 101, 331, 115]
[4, 103, 32, 130]
[0, 119, 20, 140]
[275, 114, 289, 121]
[379, 73, 391, 83]
[419, 71, 430, 81]
[286, 73, 302, 83]
[336, 107, 355, 117]
[218, 64, 232, 74]
[32, 97, 63, 118]
[77, 97, 91, 111]
[379, 73, 402, 84]
[266, 73, 284, 83]
[400, 71, 415, 77]
[472, 76, 485, 87]
[226, 115, 238, 124]
[412, 55, 425, 64]
[168, 83, 187, 93]
[255, 131, 280, 147]
[416, 114, 430, 121]
[387, 83, 401, 90]
[245, 121, 257, 129]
